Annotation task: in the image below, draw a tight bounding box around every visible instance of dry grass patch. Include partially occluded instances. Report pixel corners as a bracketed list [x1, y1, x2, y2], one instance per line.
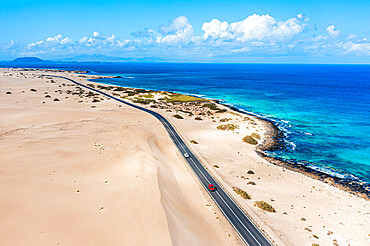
[166, 93, 208, 103]
[254, 201, 276, 212]
[242, 135, 258, 145]
[233, 187, 251, 199]
[220, 118, 232, 122]
[217, 124, 239, 131]
[173, 114, 184, 119]
[251, 133, 261, 140]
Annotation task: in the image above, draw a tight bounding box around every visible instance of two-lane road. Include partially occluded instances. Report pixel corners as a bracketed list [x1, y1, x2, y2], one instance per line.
[45, 75, 274, 246]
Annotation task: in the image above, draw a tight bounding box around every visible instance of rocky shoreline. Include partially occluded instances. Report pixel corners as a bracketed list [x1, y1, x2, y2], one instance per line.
[214, 100, 370, 200]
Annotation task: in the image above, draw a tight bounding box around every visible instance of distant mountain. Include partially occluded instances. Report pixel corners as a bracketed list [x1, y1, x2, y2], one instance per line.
[12, 57, 49, 63]
[57, 54, 164, 63]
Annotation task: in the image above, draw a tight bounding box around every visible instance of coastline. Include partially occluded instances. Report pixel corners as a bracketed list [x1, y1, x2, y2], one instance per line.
[216, 101, 370, 200]
[1, 67, 369, 245]
[90, 75, 370, 200]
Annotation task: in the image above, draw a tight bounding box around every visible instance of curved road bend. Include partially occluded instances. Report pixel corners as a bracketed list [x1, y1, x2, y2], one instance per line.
[45, 75, 273, 246]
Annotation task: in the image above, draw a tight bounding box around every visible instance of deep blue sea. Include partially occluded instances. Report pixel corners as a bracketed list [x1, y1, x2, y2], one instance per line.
[1, 62, 369, 183]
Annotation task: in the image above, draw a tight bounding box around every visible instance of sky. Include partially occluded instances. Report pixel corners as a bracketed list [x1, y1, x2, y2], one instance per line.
[0, 0, 369, 63]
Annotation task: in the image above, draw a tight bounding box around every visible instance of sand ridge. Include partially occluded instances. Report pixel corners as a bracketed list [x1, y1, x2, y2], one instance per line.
[1, 68, 369, 246]
[0, 69, 240, 246]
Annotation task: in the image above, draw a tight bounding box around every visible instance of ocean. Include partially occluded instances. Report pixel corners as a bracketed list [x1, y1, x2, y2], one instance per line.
[1, 62, 369, 183]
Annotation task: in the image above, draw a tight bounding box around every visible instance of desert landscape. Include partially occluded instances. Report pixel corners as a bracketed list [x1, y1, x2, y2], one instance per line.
[0, 68, 369, 246]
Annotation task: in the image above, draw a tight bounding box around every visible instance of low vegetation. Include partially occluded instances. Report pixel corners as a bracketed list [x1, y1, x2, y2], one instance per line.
[30, 88, 37, 92]
[233, 187, 251, 199]
[178, 109, 193, 116]
[220, 118, 232, 122]
[215, 109, 227, 113]
[194, 116, 203, 120]
[251, 133, 261, 140]
[97, 85, 113, 90]
[132, 97, 155, 105]
[213, 165, 219, 168]
[142, 93, 154, 98]
[230, 111, 241, 117]
[113, 87, 126, 92]
[92, 99, 100, 103]
[202, 103, 220, 111]
[190, 140, 198, 144]
[217, 124, 239, 131]
[254, 201, 276, 212]
[165, 93, 208, 103]
[242, 135, 258, 145]
[173, 114, 184, 119]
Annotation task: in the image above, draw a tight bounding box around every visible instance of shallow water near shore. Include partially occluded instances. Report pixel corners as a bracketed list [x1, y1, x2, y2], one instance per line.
[1, 62, 370, 183]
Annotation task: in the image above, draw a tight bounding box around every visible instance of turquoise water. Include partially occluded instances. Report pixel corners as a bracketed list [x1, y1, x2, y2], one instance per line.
[1, 62, 369, 183]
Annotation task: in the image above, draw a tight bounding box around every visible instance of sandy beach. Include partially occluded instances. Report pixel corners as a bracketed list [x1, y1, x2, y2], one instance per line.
[0, 68, 369, 246]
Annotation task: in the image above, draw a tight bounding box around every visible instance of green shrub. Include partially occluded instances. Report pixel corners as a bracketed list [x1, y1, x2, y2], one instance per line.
[254, 201, 276, 212]
[166, 93, 208, 103]
[215, 109, 227, 113]
[233, 187, 251, 199]
[190, 140, 198, 144]
[134, 89, 149, 93]
[113, 87, 126, 91]
[92, 99, 100, 103]
[132, 97, 155, 105]
[195, 116, 203, 120]
[213, 165, 219, 168]
[251, 133, 261, 140]
[126, 91, 136, 96]
[173, 114, 184, 119]
[97, 85, 112, 90]
[179, 110, 193, 116]
[242, 135, 258, 145]
[30, 89, 37, 92]
[202, 103, 220, 111]
[217, 124, 239, 131]
[142, 94, 154, 98]
[220, 118, 232, 122]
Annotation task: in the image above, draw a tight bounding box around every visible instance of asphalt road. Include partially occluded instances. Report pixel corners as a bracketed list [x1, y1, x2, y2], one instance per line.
[46, 75, 273, 246]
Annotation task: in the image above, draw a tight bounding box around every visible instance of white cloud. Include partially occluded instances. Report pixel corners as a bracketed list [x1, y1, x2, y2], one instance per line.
[159, 16, 189, 34]
[327, 25, 339, 38]
[340, 41, 370, 55]
[202, 14, 304, 43]
[156, 16, 194, 45]
[5, 14, 368, 60]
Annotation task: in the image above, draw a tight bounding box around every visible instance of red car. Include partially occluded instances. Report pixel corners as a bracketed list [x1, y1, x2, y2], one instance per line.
[208, 184, 216, 191]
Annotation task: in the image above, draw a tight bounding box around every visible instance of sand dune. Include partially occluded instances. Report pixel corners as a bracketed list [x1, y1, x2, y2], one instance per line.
[0, 71, 239, 245]
[1, 68, 369, 246]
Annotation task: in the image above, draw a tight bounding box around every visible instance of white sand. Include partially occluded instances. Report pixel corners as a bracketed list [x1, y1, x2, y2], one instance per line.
[1, 68, 369, 246]
[0, 69, 241, 246]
